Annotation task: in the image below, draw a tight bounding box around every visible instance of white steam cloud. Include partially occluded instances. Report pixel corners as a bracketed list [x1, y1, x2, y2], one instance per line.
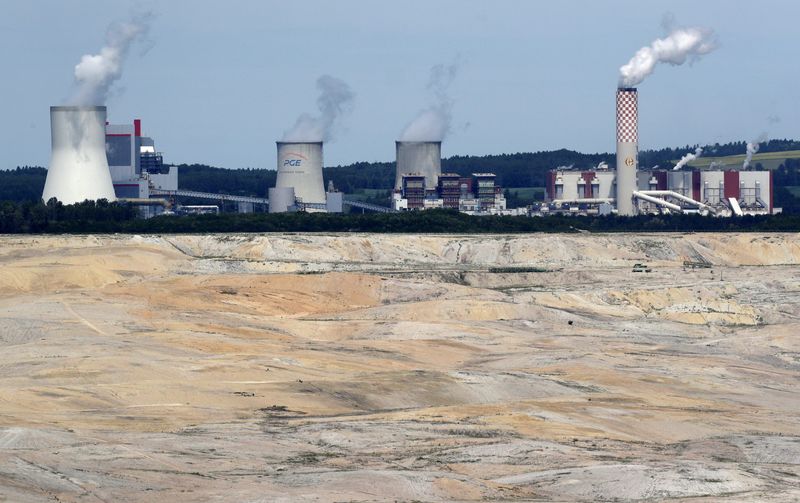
[70, 13, 153, 105]
[282, 75, 355, 142]
[400, 62, 458, 142]
[743, 133, 768, 169]
[619, 25, 716, 88]
[673, 147, 703, 170]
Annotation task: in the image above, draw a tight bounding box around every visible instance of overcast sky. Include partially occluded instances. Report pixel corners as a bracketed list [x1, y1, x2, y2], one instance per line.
[1, 0, 797, 169]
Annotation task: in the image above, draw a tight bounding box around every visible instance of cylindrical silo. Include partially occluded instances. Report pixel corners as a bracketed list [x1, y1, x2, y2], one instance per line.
[395, 141, 441, 191]
[615, 88, 638, 216]
[42, 106, 117, 204]
[268, 186, 296, 213]
[275, 141, 325, 205]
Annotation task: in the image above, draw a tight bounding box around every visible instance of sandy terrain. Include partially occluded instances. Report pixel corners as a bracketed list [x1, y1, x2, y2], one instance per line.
[0, 232, 798, 502]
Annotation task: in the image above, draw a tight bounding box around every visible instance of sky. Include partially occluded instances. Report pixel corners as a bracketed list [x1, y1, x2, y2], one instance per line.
[1, 0, 798, 169]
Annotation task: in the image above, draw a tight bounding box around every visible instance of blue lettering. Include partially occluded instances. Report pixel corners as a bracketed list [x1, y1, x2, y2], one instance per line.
[283, 159, 302, 167]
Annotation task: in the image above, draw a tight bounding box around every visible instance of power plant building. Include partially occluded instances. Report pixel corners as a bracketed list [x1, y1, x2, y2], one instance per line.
[544, 167, 775, 216]
[393, 172, 507, 214]
[105, 118, 178, 200]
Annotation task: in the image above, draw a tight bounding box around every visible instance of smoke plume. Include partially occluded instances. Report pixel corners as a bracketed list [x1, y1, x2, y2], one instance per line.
[743, 133, 768, 169]
[619, 25, 716, 88]
[673, 147, 703, 170]
[70, 13, 153, 105]
[400, 62, 458, 142]
[282, 75, 355, 142]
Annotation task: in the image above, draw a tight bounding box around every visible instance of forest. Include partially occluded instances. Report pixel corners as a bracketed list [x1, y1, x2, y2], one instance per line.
[2, 200, 800, 234]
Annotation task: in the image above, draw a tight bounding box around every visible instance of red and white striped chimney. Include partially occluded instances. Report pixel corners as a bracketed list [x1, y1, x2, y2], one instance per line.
[615, 88, 638, 215]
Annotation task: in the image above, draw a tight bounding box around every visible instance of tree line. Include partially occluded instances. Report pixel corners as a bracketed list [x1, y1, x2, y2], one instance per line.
[2, 200, 800, 234]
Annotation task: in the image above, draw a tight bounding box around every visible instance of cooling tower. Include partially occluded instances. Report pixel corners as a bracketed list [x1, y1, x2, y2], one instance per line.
[42, 106, 117, 204]
[275, 141, 325, 205]
[615, 88, 638, 216]
[395, 141, 441, 191]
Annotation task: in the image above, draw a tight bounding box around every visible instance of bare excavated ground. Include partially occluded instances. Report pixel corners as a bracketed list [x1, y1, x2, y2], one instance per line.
[0, 233, 798, 502]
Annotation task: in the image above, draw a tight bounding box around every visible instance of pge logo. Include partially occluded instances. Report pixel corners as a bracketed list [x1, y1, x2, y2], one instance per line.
[283, 152, 307, 168]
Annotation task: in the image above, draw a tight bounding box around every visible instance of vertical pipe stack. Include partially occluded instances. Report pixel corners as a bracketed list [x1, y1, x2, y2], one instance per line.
[42, 106, 117, 204]
[615, 88, 638, 216]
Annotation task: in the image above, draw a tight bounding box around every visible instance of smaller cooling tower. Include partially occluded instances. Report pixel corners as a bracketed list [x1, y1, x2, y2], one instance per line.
[395, 141, 441, 191]
[268, 187, 296, 213]
[275, 142, 325, 205]
[42, 106, 117, 204]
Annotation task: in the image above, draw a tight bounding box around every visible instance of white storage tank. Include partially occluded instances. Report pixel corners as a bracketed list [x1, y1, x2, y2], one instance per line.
[268, 186, 296, 213]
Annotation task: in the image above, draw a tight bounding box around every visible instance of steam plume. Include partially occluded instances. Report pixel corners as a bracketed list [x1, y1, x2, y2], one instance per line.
[743, 134, 768, 169]
[282, 75, 354, 142]
[400, 62, 458, 142]
[673, 147, 703, 170]
[619, 25, 716, 88]
[70, 13, 153, 105]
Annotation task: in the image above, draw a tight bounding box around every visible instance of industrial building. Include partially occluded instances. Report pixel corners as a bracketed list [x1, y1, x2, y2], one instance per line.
[393, 172, 507, 214]
[106, 119, 177, 198]
[543, 167, 775, 216]
[535, 86, 778, 218]
[105, 118, 178, 217]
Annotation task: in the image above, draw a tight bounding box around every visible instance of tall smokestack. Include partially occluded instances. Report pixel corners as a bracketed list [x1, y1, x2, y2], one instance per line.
[615, 88, 638, 216]
[42, 106, 117, 204]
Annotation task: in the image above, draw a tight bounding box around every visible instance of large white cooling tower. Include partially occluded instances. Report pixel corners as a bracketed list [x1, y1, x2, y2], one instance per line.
[275, 141, 325, 205]
[42, 106, 116, 204]
[395, 141, 441, 190]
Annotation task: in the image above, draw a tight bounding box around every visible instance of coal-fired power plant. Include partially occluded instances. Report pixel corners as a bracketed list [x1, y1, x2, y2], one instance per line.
[275, 141, 326, 206]
[42, 106, 117, 204]
[395, 141, 442, 191]
[615, 88, 638, 216]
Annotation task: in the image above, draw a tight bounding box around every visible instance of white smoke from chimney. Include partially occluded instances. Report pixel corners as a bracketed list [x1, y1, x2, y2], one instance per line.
[400, 62, 459, 142]
[743, 133, 768, 169]
[70, 13, 153, 106]
[673, 147, 703, 170]
[619, 25, 716, 88]
[282, 75, 355, 142]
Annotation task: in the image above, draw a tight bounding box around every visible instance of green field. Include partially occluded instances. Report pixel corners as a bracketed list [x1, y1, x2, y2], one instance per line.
[682, 150, 800, 169]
